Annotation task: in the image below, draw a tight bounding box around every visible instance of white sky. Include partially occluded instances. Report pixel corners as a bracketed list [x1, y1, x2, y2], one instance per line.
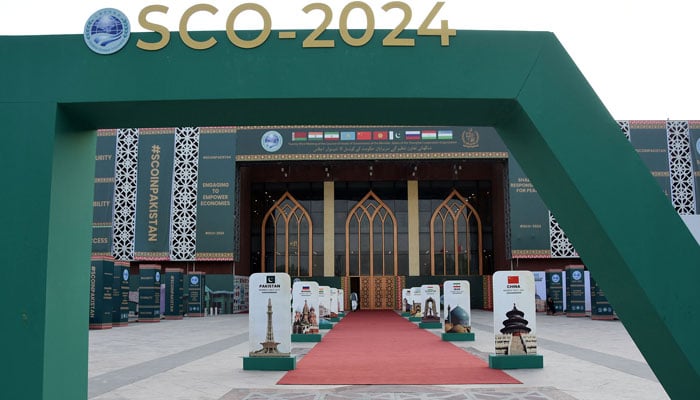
[1, 0, 698, 120]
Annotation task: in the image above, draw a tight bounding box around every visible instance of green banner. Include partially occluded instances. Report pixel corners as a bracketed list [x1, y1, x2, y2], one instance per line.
[629, 122, 671, 199]
[134, 129, 174, 260]
[89, 258, 113, 329]
[235, 126, 508, 161]
[196, 129, 236, 260]
[565, 265, 586, 315]
[545, 270, 564, 313]
[509, 156, 551, 258]
[92, 131, 116, 257]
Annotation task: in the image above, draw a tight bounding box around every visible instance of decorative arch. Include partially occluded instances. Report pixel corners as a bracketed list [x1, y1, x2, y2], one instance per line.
[345, 190, 398, 277]
[261, 191, 312, 276]
[430, 189, 483, 275]
[1, 29, 697, 399]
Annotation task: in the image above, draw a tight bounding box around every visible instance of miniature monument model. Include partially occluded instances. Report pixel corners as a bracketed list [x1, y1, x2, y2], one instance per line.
[251, 298, 289, 357]
[495, 304, 536, 355]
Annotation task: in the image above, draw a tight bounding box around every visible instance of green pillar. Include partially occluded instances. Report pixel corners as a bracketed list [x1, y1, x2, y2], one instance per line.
[164, 268, 184, 320]
[89, 257, 113, 329]
[2, 103, 95, 400]
[138, 264, 162, 322]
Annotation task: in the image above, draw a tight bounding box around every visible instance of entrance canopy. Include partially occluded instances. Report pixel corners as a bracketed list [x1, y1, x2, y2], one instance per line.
[1, 30, 698, 399]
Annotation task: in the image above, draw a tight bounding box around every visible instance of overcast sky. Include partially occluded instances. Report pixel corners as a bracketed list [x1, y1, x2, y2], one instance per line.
[2, 0, 698, 120]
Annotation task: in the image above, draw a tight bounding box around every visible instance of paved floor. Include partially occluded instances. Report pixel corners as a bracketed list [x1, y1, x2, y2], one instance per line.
[88, 310, 669, 400]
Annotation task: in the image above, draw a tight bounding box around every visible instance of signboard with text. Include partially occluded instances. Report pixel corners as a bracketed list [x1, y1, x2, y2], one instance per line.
[248, 273, 291, 357]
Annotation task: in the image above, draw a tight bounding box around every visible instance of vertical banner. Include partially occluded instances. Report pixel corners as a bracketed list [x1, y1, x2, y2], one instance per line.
[134, 129, 174, 260]
[138, 264, 161, 322]
[112, 262, 129, 326]
[196, 129, 236, 260]
[410, 287, 422, 318]
[420, 284, 441, 323]
[508, 156, 551, 258]
[329, 287, 339, 320]
[248, 273, 291, 357]
[401, 288, 412, 315]
[89, 258, 114, 329]
[545, 269, 564, 314]
[629, 122, 672, 199]
[338, 288, 345, 315]
[590, 277, 615, 320]
[318, 286, 331, 321]
[92, 131, 116, 257]
[565, 265, 586, 317]
[164, 268, 183, 320]
[187, 272, 206, 317]
[292, 281, 320, 335]
[492, 271, 537, 355]
[443, 280, 471, 333]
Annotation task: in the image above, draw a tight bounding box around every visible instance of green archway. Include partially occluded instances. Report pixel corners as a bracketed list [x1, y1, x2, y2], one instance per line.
[1, 30, 697, 399]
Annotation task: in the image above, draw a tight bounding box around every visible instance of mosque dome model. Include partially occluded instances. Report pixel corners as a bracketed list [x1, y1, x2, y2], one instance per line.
[500, 304, 531, 335]
[444, 305, 471, 333]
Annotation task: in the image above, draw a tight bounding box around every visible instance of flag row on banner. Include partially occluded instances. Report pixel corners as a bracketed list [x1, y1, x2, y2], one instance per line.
[291, 129, 454, 142]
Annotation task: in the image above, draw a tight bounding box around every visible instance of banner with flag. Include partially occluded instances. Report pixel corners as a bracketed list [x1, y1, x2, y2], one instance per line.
[492, 271, 537, 355]
[292, 281, 320, 334]
[443, 280, 471, 334]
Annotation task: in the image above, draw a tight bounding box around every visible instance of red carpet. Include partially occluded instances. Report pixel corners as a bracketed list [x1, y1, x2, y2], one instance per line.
[278, 310, 520, 385]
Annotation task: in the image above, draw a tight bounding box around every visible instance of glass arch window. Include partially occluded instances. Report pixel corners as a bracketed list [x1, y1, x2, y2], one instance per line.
[261, 191, 313, 276]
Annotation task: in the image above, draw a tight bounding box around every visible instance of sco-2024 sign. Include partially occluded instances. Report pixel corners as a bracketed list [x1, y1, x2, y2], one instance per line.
[86, 1, 456, 54]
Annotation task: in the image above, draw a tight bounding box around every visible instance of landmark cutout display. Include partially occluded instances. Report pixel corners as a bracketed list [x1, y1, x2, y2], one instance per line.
[490, 271, 543, 369]
[244, 273, 295, 371]
[401, 288, 412, 316]
[419, 284, 442, 329]
[409, 287, 423, 321]
[292, 281, 321, 342]
[442, 280, 473, 341]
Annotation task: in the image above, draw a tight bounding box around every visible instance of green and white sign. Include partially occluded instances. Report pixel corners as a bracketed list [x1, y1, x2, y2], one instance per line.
[492, 271, 537, 355]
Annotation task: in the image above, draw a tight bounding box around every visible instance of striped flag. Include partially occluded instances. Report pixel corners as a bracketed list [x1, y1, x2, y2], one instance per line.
[341, 131, 356, 141]
[373, 131, 388, 140]
[422, 130, 437, 140]
[308, 131, 323, 141]
[292, 131, 307, 142]
[357, 131, 372, 140]
[438, 130, 453, 140]
[405, 130, 421, 140]
[324, 131, 340, 141]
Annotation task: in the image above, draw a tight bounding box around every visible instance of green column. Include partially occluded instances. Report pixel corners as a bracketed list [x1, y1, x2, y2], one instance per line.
[138, 264, 162, 322]
[164, 268, 184, 320]
[89, 257, 113, 329]
[565, 265, 586, 317]
[590, 276, 615, 320]
[113, 262, 130, 326]
[545, 269, 563, 314]
[2, 103, 95, 399]
[187, 272, 206, 317]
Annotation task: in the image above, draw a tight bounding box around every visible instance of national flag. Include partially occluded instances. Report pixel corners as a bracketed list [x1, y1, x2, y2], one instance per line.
[373, 131, 388, 140]
[453, 283, 461, 289]
[438, 130, 453, 140]
[405, 130, 421, 140]
[422, 130, 437, 140]
[507, 275, 519, 284]
[389, 131, 395, 140]
[357, 131, 372, 140]
[292, 131, 307, 141]
[341, 131, 356, 141]
[308, 131, 323, 141]
[301, 285, 310, 291]
[324, 131, 340, 141]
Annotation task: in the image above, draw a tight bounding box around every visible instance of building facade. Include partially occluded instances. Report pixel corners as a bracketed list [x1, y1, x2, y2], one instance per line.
[91, 121, 700, 310]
